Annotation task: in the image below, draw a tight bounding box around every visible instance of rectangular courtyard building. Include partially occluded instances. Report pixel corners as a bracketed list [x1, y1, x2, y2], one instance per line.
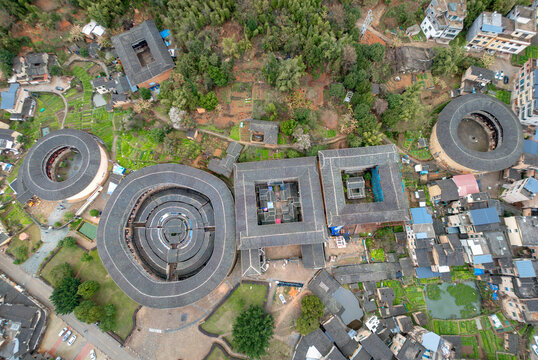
[319, 145, 409, 232]
[112, 20, 174, 88]
[234, 157, 327, 273]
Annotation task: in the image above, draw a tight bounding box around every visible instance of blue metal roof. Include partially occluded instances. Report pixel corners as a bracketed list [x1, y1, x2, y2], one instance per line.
[469, 207, 500, 225]
[416, 267, 440, 279]
[482, 23, 503, 33]
[524, 140, 538, 155]
[447, 227, 460, 234]
[410, 207, 433, 224]
[422, 332, 441, 352]
[515, 260, 536, 278]
[474, 254, 493, 264]
[524, 177, 538, 194]
[0, 83, 20, 110]
[416, 232, 428, 239]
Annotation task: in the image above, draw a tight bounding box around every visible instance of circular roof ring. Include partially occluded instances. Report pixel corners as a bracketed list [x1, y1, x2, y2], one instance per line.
[97, 163, 236, 308]
[434, 94, 523, 172]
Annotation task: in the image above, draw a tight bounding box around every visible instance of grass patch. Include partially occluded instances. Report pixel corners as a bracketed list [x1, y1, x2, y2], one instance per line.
[261, 339, 291, 360]
[459, 319, 479, 334]
[201, 283, 268, 336]
[41, 246, 139, 339]
[370, 248, 385, 262]
[229, 124, 240, 141]
[433, 320, 460, 335]
[461, 336, 480, 359]
[7, 224, 42, 263]
[480, 329, 504, 360]
[426, 284, 441, 300]
[495, 90, 511, 105]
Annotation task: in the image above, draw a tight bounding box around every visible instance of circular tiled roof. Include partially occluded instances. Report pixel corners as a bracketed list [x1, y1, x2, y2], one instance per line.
[17, 129, 105, 201]
[435, 94, 523, 172]
[97, 164, 236, 308]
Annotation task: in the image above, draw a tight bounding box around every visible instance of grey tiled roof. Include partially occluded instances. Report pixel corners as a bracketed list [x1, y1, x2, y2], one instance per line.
[436, 179, 459, 202]
[248, 119, 279, 145]
[301, 243, 326, 268]
[434, 94, 523, 172]
[16, 129, 107, 202]
[333, 262, 402, 284]
[319, 145, 409, 227]
[322, 316, 359, 358]
[240, 249, 262, 277]
[111, 20, 174, 86]
[360, 332, 393, 360]
[233, 157, 327, 249]
[397, 337, 427, 360]
[208, 142, 243, 178]
[292, 329, 338, 360]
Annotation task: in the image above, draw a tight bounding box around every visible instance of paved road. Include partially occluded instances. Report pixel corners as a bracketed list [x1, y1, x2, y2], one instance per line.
[0, 253, 139, 360]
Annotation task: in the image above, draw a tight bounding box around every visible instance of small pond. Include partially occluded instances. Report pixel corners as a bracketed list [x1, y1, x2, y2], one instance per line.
[425, 281, 481, 319]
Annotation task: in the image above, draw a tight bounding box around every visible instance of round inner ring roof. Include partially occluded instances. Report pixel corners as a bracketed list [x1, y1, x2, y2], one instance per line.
[18, 129, 105, 201]
[435, 94, 523, 172]
[97, 163, 236, 308]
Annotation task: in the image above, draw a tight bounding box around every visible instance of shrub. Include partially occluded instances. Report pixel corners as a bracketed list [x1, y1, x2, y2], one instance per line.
[59, 236, 77, 248]
[139, 87, 152, 100]
[329, 83, 346, 99]
[89, 209, 100, 217]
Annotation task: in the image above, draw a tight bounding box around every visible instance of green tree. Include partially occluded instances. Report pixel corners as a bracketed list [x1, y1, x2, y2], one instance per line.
[148, 128, 165, 143]
[285, 149, 303, 158]
[222, 36, 240, 59]
[79, 0, 129, 28]
[281, 119, 298, 136]
[89, 209, 100, 217]
[50, 65, 63, 76]
[431, 45, 465, 76]
[262, 55, 306, 92]
[99, 315, 117, 332]
[79, 47, 89, 58]
[139, 87, 152, 100]
[74, 299, 103, 323]
[329, 83, 346, 99]
[199, 91, 219, 110]
[50, 276, 81, 314]
[59, 236, 77, 248]
[50, 263, 73, 287]
[77, 280, 100, 299]
[296, 295, 325, 335]
[81, 252, 94, 262]
[232, 305, 274, 358]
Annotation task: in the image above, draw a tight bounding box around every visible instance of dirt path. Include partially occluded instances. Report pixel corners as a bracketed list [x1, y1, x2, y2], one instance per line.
[273, 290, 306, 329]
[64, 55, 110, 77]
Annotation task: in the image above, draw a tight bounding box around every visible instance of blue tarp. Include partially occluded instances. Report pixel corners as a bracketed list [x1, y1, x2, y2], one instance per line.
[492, 293, 498, 300]
[515, 260, 537, 278]
[489, 284, 499, 291]
[416, 267, 440, 279]
[469, 207, 500, 225]
[160, 29, 170, 38]
[474, 254, 493, 264]
[474, 268, 485, 275]
[410, 207, 433, 224]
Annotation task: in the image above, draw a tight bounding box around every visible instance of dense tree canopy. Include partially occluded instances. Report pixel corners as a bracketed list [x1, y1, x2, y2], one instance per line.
[77, 280, 100, 299]
[296, 295, 324, 335]
[232, 305, 274, 359]
[50, 276, 81, 315]
[74, 299, 104, 323]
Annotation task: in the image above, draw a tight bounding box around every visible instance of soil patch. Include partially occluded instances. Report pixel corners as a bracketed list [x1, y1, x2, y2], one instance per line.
[265, 245, 302, 260]
[34, 0, 59, 12]
[219, 21, 244, 42]
[320, 109, 338, 130]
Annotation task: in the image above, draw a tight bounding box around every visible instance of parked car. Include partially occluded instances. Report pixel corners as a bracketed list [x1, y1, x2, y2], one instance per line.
[67, 335, 77, 346]
[61, 330, 71, 342]
[58, 327, 68, 337]
[533, 335, 538, 344]
[90, 349, 96, 360]
[532, 344, 538, 356]
[55, 357, 62, 360]
[279, 293, 286, 304]
[55, 86, 64, 91]
[503, 76, 509, 84]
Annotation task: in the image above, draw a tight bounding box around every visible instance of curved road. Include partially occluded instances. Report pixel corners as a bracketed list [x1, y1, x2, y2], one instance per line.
[0, 253, 138, 360]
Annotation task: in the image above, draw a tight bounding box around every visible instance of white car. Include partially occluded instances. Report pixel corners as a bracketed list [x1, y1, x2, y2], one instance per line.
[62, 330, 71, 342]
[532, 344, 538, 356]
[534, 335, 538, 345]
[58, 327, 68, 337]
[90, 349, 96, 360]
[67, 335, 77, 346]
[279, 293, 286, 304]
